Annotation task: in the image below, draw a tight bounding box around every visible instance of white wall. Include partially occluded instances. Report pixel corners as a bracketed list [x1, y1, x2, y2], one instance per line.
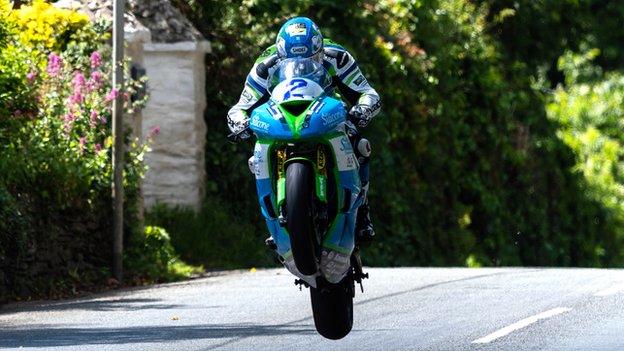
[141, 41, 209, 210]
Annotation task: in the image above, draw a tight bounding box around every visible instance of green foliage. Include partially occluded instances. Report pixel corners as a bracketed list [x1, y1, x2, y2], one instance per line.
[0, 184, 30, 298]
[547, 51, 624, 260]
[0, 4, 37, 124]
[475, 0, 587, 70]
[146, 198, 273, 269]
[0, 44, 37, 126]
[0, 16, 148, 212]
[0, 3, 180, 301]
[585, 2, 624, 70]
[125, 226, 203, 282]
[164, 0, 622, 268]
[474, 0, 624, 81]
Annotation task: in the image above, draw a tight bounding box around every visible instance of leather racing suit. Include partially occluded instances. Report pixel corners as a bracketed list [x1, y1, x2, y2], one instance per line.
[227, 39, 381, 242]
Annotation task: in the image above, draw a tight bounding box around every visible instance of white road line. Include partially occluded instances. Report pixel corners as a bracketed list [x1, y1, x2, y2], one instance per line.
[472, 307, 572, 344]
[594, 283, 624, 297]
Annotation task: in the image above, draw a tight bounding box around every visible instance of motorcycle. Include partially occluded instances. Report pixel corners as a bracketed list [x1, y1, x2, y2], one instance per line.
[229, 58, 369, 340]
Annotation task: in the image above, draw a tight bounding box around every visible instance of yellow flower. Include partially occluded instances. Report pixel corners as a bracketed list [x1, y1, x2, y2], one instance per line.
[8, 0, 89, 54]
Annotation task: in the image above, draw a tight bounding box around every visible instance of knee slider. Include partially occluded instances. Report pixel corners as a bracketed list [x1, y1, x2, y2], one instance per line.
[248, 156, 256, 175]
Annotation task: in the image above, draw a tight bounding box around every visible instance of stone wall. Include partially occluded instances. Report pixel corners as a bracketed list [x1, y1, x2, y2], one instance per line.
[141, 41, 209, 210]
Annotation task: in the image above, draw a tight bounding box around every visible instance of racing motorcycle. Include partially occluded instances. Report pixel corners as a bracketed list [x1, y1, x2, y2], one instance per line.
[228, 58, 369, 340]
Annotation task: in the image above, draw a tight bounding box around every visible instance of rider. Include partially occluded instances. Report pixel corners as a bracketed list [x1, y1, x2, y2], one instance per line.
[227, 16, 381, 244]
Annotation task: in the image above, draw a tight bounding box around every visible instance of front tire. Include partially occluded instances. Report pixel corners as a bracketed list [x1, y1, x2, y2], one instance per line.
[310, 277, 354, 340]
[285, 161, 317, 276]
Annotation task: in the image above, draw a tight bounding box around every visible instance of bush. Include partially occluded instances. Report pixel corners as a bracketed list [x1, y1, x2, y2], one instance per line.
[8, 0, 89, 61]
[0, 0, 191, 301]
[125, 226, 203, 282]
[474, 0, 624, 77]
[146, 197, 273, 269]
[546, 50, 624, 263]
[165, 0, 620, 268]
[0, 2, 37, 127]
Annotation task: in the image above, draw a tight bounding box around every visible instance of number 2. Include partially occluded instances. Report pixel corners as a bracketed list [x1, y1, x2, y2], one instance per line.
[283, 79, 308, 100]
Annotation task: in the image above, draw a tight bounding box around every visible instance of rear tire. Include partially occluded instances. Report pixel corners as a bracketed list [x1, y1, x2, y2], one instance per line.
[310, 277, 354, 340]
[285, 162, 317, 276]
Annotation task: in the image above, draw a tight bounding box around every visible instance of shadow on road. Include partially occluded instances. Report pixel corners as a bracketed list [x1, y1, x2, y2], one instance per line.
[1, 297, 198, 313]
[0, 323, 316, 348]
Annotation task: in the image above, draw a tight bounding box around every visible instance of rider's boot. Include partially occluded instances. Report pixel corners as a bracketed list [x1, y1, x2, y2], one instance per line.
[355, 182, 375, 245]
[346, 123, 375, 246]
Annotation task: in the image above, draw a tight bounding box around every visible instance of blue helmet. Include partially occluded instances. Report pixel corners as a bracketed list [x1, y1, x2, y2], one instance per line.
[276, 17, 323, 60]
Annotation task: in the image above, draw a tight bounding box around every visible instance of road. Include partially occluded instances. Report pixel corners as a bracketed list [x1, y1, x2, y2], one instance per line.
[2, 267, 624, 350]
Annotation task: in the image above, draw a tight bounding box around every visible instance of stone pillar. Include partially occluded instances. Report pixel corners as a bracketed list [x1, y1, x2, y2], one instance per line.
[124, 26, 151, 223]
[124, 30, 149, 140]
[141, 41, 210, 211]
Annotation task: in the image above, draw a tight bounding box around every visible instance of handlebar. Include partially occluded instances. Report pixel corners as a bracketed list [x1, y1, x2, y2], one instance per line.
[227, 128, 252, 144]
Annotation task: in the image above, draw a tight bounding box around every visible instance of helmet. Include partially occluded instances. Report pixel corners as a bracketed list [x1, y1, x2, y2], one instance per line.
[276, 17, 323, 61]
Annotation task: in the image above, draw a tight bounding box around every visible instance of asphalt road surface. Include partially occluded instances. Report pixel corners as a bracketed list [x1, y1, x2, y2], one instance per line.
[2, 267, 624, 350]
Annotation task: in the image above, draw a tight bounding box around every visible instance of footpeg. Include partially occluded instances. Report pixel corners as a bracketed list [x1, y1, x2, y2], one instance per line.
[350, 246, 369, 293]
[294, 278, 309, 291]
[355, 271, 369, 293]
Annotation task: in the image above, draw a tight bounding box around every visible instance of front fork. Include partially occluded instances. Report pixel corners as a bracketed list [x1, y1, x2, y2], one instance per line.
[275, 145, 329, 229]
[253, 134, 362, 286]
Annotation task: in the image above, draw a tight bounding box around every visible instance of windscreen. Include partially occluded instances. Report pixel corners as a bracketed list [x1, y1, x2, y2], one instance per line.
[269, 58, 331, 92]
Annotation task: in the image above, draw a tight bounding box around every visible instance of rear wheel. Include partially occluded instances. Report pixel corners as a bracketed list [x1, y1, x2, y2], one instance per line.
[285, 161, 317, 276]
[310, 276, 354, 340]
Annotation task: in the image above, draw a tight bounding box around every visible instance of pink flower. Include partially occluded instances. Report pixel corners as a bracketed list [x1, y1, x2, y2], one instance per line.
[78, 136, 87, 153]
[88, 71, 103, 91]
[90, 111, 107, 126]
[63, 112, 75, 133]
[91, 71, 102, 82]
[94, 143, 102, 152]
[13, 110, 22, 117]
[47, 53, 63, 77]
[69, 92, 84, 105]
[148, 125, 161, 138]
[89, 110, 98, 125]
[105, 88, 119, 102]
[73, 72, 86, 92]
[90, 51, 102, 69]
[63, 112, 75, 122]
[26, 71, 36, 83]
[87, 71, 102, 91]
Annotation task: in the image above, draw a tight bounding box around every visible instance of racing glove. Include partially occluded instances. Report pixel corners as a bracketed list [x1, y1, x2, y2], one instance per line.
[349, 104, 374, 128]
[227, 128, 252, 144]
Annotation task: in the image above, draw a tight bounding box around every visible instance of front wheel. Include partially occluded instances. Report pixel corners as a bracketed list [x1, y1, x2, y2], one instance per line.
[285, 161, 317, 276]
[310, 277, 354, 340]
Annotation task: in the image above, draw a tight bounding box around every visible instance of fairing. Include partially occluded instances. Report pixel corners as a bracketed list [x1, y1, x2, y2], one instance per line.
[247, 58, 363, 286]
